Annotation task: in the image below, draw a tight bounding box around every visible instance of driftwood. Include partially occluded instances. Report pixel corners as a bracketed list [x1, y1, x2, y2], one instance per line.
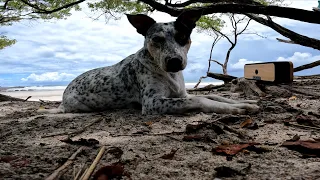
[230, 78, 266, 97]
[0, 94, 23, 102]
[187, 84, 228, 92]
[207, 72, 237, 83]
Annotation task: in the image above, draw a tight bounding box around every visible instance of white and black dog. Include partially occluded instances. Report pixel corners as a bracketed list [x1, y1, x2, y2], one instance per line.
[39, 11, 259, 115]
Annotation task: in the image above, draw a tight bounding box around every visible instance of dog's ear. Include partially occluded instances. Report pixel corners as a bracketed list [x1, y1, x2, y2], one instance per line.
[175, 10, 202, 32]
[126, 14, 156, 36]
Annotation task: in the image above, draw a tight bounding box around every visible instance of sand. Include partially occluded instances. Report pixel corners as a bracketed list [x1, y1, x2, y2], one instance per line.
[0, 79, 320, 180]
[1, 90, 64, 101]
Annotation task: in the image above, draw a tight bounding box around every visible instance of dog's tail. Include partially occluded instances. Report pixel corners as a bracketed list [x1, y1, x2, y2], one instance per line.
[37, 104, 65, 114]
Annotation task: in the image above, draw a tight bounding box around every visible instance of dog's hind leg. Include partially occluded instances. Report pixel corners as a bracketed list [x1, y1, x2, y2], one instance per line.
[142, 95, 259, 115]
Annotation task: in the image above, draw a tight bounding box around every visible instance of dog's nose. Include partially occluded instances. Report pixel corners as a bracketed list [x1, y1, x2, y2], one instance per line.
[166, 57, 183, 72]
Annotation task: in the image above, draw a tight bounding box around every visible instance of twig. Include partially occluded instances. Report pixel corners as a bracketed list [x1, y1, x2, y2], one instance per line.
[23, 96, 32, 102]
[285, 122, 320, 131]
[81, 146, 106, 180]
[45, 147, 84, 180]
[74, 164, 86, 180]
[110, 131, 185, 137]
[79, 168, 88, 180]
[42, 118, 103, 138]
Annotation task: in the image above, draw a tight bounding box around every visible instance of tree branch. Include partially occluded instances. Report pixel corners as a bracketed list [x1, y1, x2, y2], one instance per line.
[276, 38, 296, 44]
[138, 0, 320, 25]
[294, 60, 320, 72]
[19, 0, 85, 14]
[246, 14, 320, 50]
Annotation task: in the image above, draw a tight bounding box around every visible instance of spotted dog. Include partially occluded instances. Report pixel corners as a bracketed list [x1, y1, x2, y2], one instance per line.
[39, 11, 259, 115]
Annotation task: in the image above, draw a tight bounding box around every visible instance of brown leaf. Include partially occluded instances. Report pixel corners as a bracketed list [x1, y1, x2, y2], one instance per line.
[281, 140, 320, 157]
[93, 162, 131, 180]
[212, 143, 260, 156]
[240, 119, 253, 128]
[160, 148, 179, 160]
[145, 121, 153, 126]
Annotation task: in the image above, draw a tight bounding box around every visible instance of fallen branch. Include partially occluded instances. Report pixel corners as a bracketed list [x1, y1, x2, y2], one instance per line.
[0, 94, 23, 102]
[81, 146, 106, 180]
[45, 147, 84, 180]
[284, 122, 320, 131]
[188, 84, 227, 92]
[41, 118, 103, 138]
[293, 60, 320, 72]
[207, 72, 237, 83]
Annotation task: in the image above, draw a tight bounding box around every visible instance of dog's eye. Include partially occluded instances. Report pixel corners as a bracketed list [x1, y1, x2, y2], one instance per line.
[152, 36, 165, 43]
[175, 34, 188, 46]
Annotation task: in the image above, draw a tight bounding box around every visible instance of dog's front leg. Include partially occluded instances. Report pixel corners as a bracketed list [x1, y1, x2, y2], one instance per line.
[142, 96, 259, 115]
[190, 94, 258, 104]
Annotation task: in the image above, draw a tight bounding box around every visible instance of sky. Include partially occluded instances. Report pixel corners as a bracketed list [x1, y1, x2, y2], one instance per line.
[0, 0, 320, 87]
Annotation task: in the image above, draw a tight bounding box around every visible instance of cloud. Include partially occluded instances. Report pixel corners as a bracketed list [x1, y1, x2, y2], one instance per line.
[230, 59, 262, 70]
[0, 1, 320, 86]
[21, 72, 76, 82]
[276, 52, 320, 67]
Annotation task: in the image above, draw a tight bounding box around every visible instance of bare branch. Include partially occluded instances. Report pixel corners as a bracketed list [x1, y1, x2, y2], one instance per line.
[211, 60, 224, 67]
[237, 18, 251, 35]
[19, 0, 85, 14]
[246, 14, 320, 50]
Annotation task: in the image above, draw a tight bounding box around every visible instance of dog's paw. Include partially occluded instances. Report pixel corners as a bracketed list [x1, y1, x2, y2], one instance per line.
[233, 104, 260, 114]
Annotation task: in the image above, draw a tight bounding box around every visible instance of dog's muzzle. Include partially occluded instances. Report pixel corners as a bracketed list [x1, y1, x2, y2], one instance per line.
[166, 57, 183, 72]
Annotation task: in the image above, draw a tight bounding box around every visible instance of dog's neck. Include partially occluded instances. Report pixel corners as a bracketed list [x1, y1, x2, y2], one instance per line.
[136, 48, 187, 96]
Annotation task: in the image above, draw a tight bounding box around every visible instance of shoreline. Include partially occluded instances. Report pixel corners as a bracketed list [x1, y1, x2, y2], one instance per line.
[0, 82, 223, 101]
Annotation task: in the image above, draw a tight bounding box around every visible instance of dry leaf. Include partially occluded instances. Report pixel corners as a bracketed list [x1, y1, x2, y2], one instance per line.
[212, 143, 259, 156]
[281, 140, 320, 157]
[289, 96, 297, 101]
[160, 148, 179, 160]
[93, 162, 131, 180]
[240, 119, 253, 128]
[145, 121, 153, 126]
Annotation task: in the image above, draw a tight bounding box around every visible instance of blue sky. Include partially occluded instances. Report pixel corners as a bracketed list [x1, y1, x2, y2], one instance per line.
[0, 1, 320, 87]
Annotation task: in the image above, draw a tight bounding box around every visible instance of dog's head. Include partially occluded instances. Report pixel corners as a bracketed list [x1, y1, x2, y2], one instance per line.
[127, 11, 202, 73]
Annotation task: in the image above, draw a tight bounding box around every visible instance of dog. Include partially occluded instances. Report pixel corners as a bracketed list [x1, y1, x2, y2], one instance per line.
[39, 11, 259, 115]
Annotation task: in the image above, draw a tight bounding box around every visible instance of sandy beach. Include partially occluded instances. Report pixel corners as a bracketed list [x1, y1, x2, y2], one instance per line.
[1, 76, 320, 179]
[1, 90, 65, 101]
[0, 82, 222, 102]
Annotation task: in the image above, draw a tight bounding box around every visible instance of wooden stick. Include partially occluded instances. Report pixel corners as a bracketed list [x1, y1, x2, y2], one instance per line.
[74, 164, 86, 180]
[81, 146, 106, 180]
[285, 122, 320, 131]
[46, 146, 84, 180]
[42, 118, 103, 138]
[79, 168, 88, 180]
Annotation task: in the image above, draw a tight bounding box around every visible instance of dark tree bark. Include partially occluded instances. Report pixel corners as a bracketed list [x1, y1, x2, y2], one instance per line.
[139, 0, 320, 24]
[294, 60, 320, 72]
